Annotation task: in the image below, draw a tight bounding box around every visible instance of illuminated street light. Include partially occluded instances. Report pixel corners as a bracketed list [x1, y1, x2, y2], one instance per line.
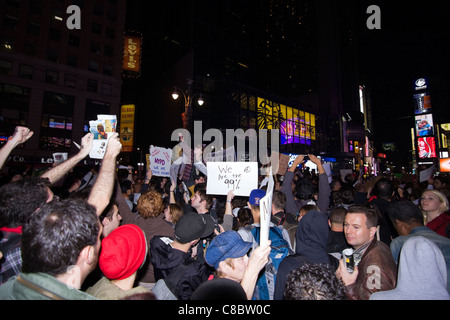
[171, 80, 205, 131]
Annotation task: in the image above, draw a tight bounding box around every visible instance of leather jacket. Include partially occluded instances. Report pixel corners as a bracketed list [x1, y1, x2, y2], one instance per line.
[345, 238, 397, 300]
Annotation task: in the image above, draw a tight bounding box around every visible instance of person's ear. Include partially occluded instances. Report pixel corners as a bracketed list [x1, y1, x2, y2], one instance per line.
[369, 226, 378, 239]
[80, 245, 96, 265]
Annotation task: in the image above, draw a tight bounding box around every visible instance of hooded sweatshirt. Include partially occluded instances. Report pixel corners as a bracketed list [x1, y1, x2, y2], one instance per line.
[370, 236, 450, 300]
[150, 236, 209, 300]
[273, 210, 338, 300]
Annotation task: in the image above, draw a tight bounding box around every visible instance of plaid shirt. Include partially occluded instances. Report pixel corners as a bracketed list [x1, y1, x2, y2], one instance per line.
[0, 230, 22, 285]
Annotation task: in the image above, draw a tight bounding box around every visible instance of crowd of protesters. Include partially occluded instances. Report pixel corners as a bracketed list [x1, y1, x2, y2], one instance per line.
[0, 126, 449, 300]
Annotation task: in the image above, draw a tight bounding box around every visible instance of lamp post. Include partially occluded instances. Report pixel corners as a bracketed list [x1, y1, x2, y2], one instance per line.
[171, 80, 204, 132]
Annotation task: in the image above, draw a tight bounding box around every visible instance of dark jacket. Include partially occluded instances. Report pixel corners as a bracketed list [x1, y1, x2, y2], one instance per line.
[150, 236, 209, 300]
[274, 210, 338, 300]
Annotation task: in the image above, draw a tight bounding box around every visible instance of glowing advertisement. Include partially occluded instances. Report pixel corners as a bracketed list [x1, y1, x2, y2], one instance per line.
[257, 97, 315, 145]
[417, 137, 436, 159]
[415, 113, 434, 137]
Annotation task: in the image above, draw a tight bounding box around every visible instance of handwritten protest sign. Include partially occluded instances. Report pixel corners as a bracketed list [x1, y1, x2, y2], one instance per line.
[149, 145, 172, 177]
[206, 162, 258, 196]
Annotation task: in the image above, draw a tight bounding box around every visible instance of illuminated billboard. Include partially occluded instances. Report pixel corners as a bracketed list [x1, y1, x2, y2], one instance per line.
[440, 158, 450, 173]
[415, 113, 434, 137]
[257, 97, 315, 145]
[417, 137, 436, 159]
[120, 104, 135, 152]
[123, 35, 142, 74]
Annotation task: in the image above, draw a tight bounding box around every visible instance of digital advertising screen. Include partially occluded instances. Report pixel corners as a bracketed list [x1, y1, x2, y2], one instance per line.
[439, 158, 450, 173]
[415, 113, 434, 137]
[417, 137, 436, 159]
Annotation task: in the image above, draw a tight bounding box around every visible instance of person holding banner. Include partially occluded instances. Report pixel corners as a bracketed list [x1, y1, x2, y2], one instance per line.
[281, 154, 331, 216]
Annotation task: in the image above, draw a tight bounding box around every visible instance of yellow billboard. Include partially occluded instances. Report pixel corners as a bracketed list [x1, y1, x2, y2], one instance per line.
[120, 104, 135, 152]
[123, 35, 142, 73]
[257, 97, 315, 145]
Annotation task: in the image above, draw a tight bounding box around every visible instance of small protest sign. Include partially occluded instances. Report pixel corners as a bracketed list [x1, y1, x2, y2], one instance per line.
[149, 145, 173, 177]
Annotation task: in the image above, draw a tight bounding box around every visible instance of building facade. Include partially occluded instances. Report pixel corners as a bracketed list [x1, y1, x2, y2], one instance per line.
[0, 0, 126, 167]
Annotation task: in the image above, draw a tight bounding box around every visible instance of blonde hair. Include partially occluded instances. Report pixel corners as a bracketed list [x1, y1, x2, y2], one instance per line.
[137, 190, 164, 218]
[421, 189, 450, 213]
[215, 258, 235, 278]
[168, 203, 184, 224]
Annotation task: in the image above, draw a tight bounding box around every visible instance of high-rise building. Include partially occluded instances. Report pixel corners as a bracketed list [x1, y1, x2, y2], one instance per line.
[0, 0, 126, 166]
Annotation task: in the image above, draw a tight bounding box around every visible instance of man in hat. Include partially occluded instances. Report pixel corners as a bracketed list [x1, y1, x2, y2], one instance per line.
[86, 224, 151, 299]
[205, 230, 271, 299]
[150, 212, 216, 300]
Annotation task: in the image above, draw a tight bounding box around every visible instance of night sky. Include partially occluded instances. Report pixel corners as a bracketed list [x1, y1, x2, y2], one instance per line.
[124, 1, 450, 167]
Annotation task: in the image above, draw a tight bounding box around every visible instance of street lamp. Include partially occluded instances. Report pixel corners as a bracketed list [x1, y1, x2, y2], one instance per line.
[171, 81, 205, 131]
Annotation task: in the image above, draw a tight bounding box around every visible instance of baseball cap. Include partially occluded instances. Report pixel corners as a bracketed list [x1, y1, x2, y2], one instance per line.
[174, 212, 215, 244]
[205, 231, 252, 269]
[249, 189, 266, 206]
[99, 224, 147, 280]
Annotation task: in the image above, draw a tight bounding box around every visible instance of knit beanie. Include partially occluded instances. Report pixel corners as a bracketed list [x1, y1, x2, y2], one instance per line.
[99, 224, 147, 280]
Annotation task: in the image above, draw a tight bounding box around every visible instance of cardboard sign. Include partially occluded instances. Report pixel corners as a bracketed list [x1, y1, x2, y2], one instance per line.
[88, 115, 117, 159]
[149, 145, 173, 177]
[206, 162, 258, 196]
[259, 167, 274, 247]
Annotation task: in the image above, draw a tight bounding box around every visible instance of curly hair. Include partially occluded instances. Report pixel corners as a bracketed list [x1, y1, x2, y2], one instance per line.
[284, 264, 346, 300]
[137, 190, 164, 218]
[0, 177, 51, 228]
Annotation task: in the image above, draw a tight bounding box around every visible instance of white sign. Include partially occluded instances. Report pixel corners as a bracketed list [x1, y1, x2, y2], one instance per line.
[149, 145, 173, 177]
[206, 162, 258, 196]
[259, 167, 274, 247]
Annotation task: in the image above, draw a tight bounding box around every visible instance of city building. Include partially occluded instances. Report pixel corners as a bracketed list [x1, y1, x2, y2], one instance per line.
[0, 0, 126, 168]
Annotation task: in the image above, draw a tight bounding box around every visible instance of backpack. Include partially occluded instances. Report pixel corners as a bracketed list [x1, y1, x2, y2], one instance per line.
[246, 225, 293, 300]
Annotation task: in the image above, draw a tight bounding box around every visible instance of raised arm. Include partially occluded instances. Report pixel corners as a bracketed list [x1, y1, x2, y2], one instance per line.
[87, 133, 122, 216]
[281, 154, 304, 214]
[308, 154, 330, 213]
[0, 126, 34, 170]
[41, 133, 94, 184]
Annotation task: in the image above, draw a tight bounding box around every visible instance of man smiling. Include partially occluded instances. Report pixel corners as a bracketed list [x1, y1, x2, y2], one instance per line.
[336, 205, 397, 300]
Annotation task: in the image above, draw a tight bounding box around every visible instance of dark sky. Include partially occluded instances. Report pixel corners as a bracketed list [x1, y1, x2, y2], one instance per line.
[124, 1, 450, 166]
[355, 1, 450, 164]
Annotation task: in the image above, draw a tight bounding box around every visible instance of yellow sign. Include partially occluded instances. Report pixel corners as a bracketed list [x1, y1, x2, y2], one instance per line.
[441, 123, 450, 131]
[257, 97, 315, 144]
[123, 36, 142, 73]
[120, 104, 135, 152]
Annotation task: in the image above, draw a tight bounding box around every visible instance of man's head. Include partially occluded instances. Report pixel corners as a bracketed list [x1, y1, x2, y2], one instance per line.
[387, 201, 424, 236]
[271, 190, 286, 213]
[433, 176, 448, 191]
[247, 189, 266, 223]
[191, 188, 213, 213]
[295, 178, 315, 201]
[21, 199, 101, 280]
[329, 206, 347, 231]
[0, 177, 52, 228]
[174, 212, 215, 245]
[344, 205, 379, 250]
[372, 178, 395, 200]
[205, 231, 252, 282]
[284, 264, 346, 300]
